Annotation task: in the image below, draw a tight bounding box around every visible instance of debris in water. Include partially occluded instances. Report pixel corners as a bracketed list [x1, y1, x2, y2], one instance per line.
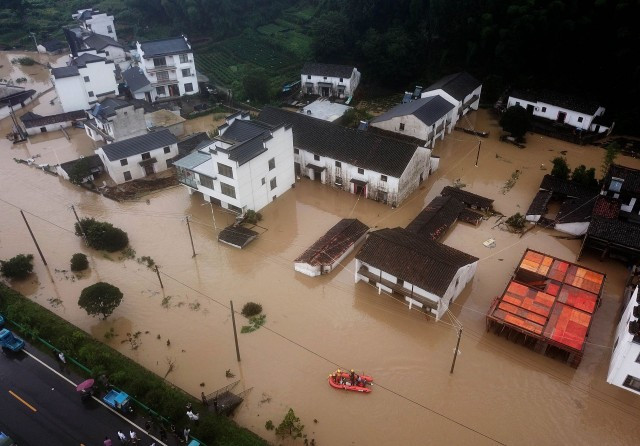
[226, 369, 235, 378]
[483, 238, 496, 248]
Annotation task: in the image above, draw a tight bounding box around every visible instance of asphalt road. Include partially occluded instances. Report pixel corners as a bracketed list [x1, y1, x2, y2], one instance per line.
[0, 345, 160, 446]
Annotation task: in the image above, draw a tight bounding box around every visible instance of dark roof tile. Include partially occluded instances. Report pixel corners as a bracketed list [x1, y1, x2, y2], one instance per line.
[423, 72, 481, 101]
[83, 33, 122, 50]
[405, 195, 465, 240]
[20, 110, 85, 128]
[301, 62, 355, 78]
[555, 195, 597, 224]
[587, 217, 640, 250]
[295, 219, 369, 266]
[122, 66, 151, 92]
[51, 66, 80, 79]
[100, 129, 177, 161]
[526, 190, 553, 216]
[604, 164, 640, 195]
[539, 174, 596, 197]
[140, 37, 190, 58]
[440, 186, 494, 210]
[370, 95, 454, 127]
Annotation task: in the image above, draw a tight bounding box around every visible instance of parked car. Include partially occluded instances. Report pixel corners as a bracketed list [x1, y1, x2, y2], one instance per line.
[0, 329, 25, 352]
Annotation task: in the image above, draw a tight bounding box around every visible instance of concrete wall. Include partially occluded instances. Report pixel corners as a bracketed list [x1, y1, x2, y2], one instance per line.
[100, 44, 126, 64]
[507, 96, 605, 131]
[97, 143, 178, 184]
[54, 75, 89, 112]
[25, 120, 73, 136]
[370, 114, 433, 141]
[78, 55, 118, 100]
[107, 105, 147, 141]
[607, 286, 640, 395]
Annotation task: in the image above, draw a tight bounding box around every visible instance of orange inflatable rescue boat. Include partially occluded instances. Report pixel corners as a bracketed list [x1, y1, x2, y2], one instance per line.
[328, 369, 373, 393]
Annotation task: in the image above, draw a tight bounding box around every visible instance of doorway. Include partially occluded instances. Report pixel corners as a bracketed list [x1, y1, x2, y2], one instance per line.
[557, 111, 567, 123]
[321, 87, 330, 97]
[145, 91, 152, 102]
[168, 84, 180, 97]
[526, 104, 534, 114]
[354, 184, 366, 196]
[144, 164, 154, 176]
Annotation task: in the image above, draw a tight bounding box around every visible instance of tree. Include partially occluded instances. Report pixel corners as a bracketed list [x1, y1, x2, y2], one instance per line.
[571, 165, 598, 190]
[242, 68, 270, 104]
[68, 158, 92, 185]
[505, 213, 526, 231]
[499, 105, 530, 141]
[70, 253, 89, 272]
[1, 254, 34, 279]
[551, 157, 570, 180]
[78, 282, 123, 320]
[241, 302, 262, 317]
[275, 408, 304, 440]
[74, 218, 129, 252]
[601, 142, 621, 179]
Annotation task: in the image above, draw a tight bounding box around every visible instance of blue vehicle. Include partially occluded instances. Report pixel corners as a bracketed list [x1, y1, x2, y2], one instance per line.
[0, 329, 25, 352]
[102, 389, 132, 414]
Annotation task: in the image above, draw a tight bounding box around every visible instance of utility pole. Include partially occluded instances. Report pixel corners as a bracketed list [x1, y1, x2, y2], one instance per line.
[475, 141, 482, 167]
[70, 205, 88, 245]
[20, 210, 47, 266]
[450, 328, 462, 374]
[155, 265, 164, 289]
[185, 215, 196, 257]
[230, 300, 241, 362]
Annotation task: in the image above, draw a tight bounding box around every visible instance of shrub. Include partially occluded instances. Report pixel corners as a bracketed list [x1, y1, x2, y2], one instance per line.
[12, 57, 36, 66]
[70, 253, 89, 272]
[571, 165, 598, 189]
[1, 254, 34, 279]
[78, 282, 123, 320]
[241, 302, 263, 317]
[499, 105, 530, 141]
[245, 210, 262, 225]
[505, 213, 526, 230]
[74, 218, 129, 252]
[68, 158, 92, 185]
[265, 420, 274, 430]
[551, 156, 570, 180]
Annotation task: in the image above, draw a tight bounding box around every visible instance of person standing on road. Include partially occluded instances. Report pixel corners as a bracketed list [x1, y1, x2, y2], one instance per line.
[58, 352, 66, 363]
[129, 430, 138, 444]
[117, 430, 127, 444]
[103, 436, 113, 446]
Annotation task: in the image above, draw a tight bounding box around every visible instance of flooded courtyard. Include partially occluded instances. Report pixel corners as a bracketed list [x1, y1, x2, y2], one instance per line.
[1, 54, 640, 445]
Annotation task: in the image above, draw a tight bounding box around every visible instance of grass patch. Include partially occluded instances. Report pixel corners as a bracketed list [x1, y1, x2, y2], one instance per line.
[241, 314, 266, 334]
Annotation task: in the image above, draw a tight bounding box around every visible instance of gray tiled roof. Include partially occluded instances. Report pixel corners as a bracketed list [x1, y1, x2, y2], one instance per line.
[42, 39, 65, 52]
[139, 37, 190, 58]
[51, 66, 80, 79]
[258, 106, 419, 178]
[510, 89, 600, 115]
[219, 119, 274, 143]
[587, 217, 640, 250]
[440, 186, 494, 210]
[83, 33, 123, 50]
[177, 132, 209, 156]
[72, 52, 107, 67]
[555, 195, 597, 224]
[100, 129, 177, 161]
[90, 98, 131, 119]
[226, 135, 268, 166]
[295, 219, 369, 266]
[423, 72, 481, 101]
[122, 66, 151, 92]
[20, 110, 85, 128]
[539, 174, 596, 197]
[370, 95, 454, 126]
[356, 227, 478, 297]
[405, 195, 465, 241]
[301, 62, 355, 79]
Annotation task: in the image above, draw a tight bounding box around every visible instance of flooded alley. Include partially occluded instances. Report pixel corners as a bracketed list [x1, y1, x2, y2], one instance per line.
[1, 53, 640, 446]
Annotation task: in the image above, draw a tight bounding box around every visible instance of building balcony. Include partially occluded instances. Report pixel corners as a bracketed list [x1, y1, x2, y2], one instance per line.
[358, 266, 437, 310]
[147, 64, 176, 73]
[151, 78, 179, 87]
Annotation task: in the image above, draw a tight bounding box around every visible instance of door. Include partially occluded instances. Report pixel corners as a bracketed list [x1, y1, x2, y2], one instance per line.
[354, 184, 365, 196]
[557, 111, 567, 123]
[526, 104, 534, 114]
[144, 164, 154, 176]
[322, 87, 330, 97]
[169, 84, 180, 97]
[294, 162, 301, 176]
[145, 92, 152, 102]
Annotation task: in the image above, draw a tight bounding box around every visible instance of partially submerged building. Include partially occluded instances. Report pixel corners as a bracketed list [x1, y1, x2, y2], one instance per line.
[300, 63, 360, 98]
[420, 72, 482, 127]
[56, 154, 104, 182]
[258, 106, 436, 206]
[486, 249, 605, 367]
[84, 97, 148, 142]
[20, 110, 85, 136]
[295, 219, 369, 277]
[0, 83, 36, 120]
[607, 285, 640, 395]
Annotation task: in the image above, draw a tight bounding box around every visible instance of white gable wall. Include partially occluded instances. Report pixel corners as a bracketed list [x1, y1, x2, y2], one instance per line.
[96, 143, 178, 184]
[301, 68, 361, 98]
[136, 42, 199, 99]
[83, 13, 117, 40]
[53, 75, 89, 112]
[607, 286, 640, 395]
[397, 146, 431, 205]
[506, 96, 605, 131]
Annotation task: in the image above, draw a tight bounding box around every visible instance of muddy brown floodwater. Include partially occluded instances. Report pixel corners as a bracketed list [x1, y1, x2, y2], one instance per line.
[2, 54, 640, 445]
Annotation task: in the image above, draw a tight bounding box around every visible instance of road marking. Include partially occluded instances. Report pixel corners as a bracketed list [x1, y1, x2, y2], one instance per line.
[23, 350, 166, 446]
[9, 390, 37, 412]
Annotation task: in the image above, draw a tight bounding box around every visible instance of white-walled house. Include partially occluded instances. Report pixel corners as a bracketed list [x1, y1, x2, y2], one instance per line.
[507, 90, 610, 133]
[85, 98, 148, 142]
[82, 33, 126, 64]
[421, 72, 482, 127]
[95, 129, 178, 184]
[72, 8, 117, 40]
[607, 286, 640, 395]
[370, 95, 455, 146]
[20, 110, 85, 136]
[174, 112, 295, 214]
[258, 106, 436, 206]
[51, 50, 118, 112]
[0, 83, 36, 120]
[355, 228, 478, 320]
[122, 66, 154, 102]
[301, 63, 360, 98]
[136, 36, 199, 100]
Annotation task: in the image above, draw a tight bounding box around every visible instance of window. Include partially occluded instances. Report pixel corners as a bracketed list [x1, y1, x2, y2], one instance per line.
[166, 158, 173, 168]
[107, 25, 113, 33]
[335, 161, 341, 168]
[179, 54, 189, 63]
[83, 76, 90, 82]
[516, 101, 520, 106]
[120, 159, 128, 166]
[399, 123, 405, 131]
[105, 51, 109, 56]
[153, 57, 166, 67]
[314, 154, 320, 161]
[323, 76, 327, 80]
[163, 147, 171, 154]
[623, 375, 640, 392]
[156, 86, 166, 96]
[157, 71, 169, 82]
[397, 278, 404, 286]
[578, 117, 584, 123]
[141, 152, 151, 160]
[339, 77, 343, 82]
[268, 158, 275, 171]
[270, 177, 277, 190]
[220, 182, 236, 198]
[184, 83, 193, 92]
[200, 174, 214, 189]
[541, 107, 547, 112]
[182, 68, 191, 77]
[307, 75, 311, 79]
[123, 171, 132, 181]
[609, 177, 624, 193]
[381, 175, 387, 182]
[40, 127, 47, 133]
[261, 177, 266, 185]
[358, 168, 364, 175]
[217, 163, 233, 179]
[88, 91, 94, 97]
[294, 148, 299, 154]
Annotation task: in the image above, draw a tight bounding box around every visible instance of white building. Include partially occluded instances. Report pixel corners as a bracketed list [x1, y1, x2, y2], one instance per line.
[81, 33, 126, 64]
[72, 8, 117, 41]
[0, 83, 36, 120]
[96, 129, 178, 184]
[607, 286, 640, 395]
[122, 66, 154, 102]
[421, 72, 482, 128]
[507, 89, 610, 133]
[258, 106, 436, 206]
[20, 110, 85, 136]
[355, 227, 478, 320]
[136, 36, 199, 100]
[301, 63, 360, 98]
[174, 112, 295, 214]
[84, 98, 148, 142]
[51, 50, 118, 112]
[370, 95, 455, 146]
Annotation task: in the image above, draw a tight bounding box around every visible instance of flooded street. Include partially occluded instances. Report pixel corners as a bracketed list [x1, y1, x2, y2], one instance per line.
[2, 57, 640, 445]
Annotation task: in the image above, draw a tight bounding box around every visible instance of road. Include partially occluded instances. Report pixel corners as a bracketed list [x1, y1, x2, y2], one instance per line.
[0, 345, 161, 446]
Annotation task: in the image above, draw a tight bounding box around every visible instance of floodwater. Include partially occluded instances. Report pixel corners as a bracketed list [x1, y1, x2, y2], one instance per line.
[2, 55, 640, 445]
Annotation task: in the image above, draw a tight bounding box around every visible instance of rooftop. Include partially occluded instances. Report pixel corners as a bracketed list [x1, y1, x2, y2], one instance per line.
[509, 89, 601, 115]
[539, 174, 597, 197]
[59, 154, 103, 175]
[440, 186, 494, 210]
[218, 225, 258, 249]
[301, 62, 355, 79]
[51, 66, 80, 79]
[90, 98, 134, 119]
[603, 164, 640, 195]
[0, 84, 36, 106]
[423, 72, 482, 101]
[177, 132, 209, 157]
[587, 217, 640, 251]
[20, 110, 85, 128]
[83, 33, 123, 50]
[526, 190, 553, 217]
[300, 99, 351, 122]
[371, 95, 455, 127]
[100, 129, 177, 161]
[356, 227, 478, 298]
[122, 66, 151, 93]
[139, 36, 191, 58]
[295, 219, 369, 267]
[555, 196, 597, 224]
[258, 106, 419, 178]
[405, 195, 465, 241]
[71, 52, 108, 68]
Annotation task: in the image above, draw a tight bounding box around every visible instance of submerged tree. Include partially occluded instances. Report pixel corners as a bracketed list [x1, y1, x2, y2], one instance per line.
[0, 253, 34, 279]
[601, 142, 621, 179]
[275, 408, 304, 440]
[68, 158, 92, 185]
[499, 105, 530, 141]
[571, 165, 598, 190]
[551, 157, 570, 180]
[78, 282, 123, 320]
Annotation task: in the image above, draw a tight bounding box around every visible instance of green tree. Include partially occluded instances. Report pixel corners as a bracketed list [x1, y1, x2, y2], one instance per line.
[242, 68, 271, 104]
[0, 254, 34, 279]
[505, 213, 526, 231]
[551, 156, 570, 180]
[275, 408, 304, 440]
[78, 282, 123, 320]
[571, 165, 598, 189]
[68, 158, 92, 185]
[499, 105, 530, 141]
[311, 11, 350, 62]
[70, 253, 89, 272]
[74, 218, 129, 252]
[601, 142, 621, 179]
